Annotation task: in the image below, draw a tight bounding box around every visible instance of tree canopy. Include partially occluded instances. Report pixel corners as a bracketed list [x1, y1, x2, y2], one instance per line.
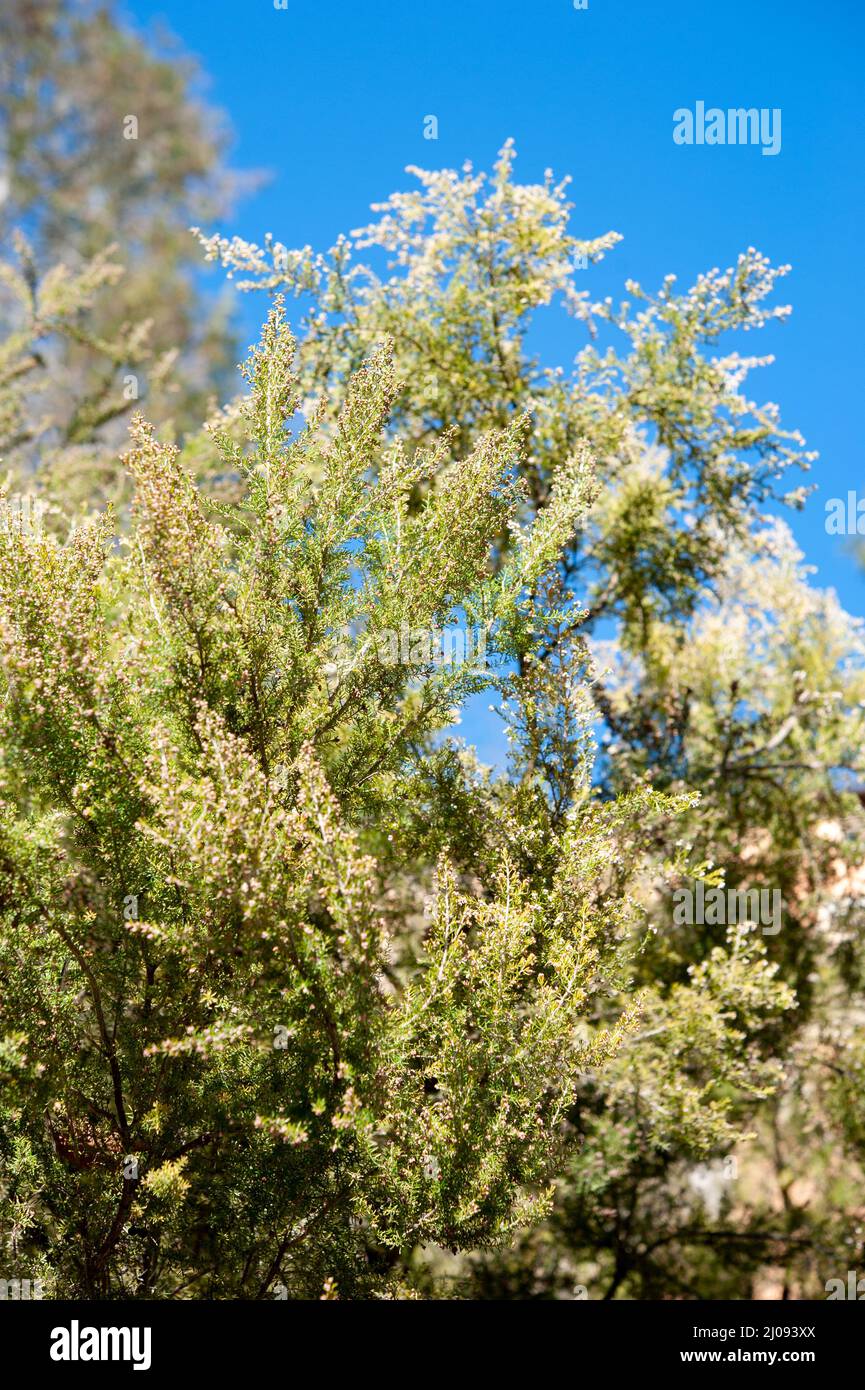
[1, 8, 864, 1301]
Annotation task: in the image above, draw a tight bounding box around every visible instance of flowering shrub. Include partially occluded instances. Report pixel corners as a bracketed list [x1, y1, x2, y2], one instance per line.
[1, 139, 861, 1302]
[0, 301, 718, 1298]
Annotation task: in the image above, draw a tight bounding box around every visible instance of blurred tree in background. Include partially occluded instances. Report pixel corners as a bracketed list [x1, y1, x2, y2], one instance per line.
[0, 0, 248, 511]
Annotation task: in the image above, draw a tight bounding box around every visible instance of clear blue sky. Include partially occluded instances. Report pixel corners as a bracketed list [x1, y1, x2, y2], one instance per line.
[124, 0, 864, 761]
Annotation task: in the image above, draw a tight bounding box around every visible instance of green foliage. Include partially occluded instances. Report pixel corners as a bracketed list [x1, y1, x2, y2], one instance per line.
[2, 121, 864, 1302]
[197, 144, 865, 1299]
[0, 302, 707, 1298]
[0, 0, 245, 508]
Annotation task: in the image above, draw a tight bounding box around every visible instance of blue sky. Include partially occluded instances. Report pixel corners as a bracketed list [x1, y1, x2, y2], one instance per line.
[125, 0, 864, 761]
